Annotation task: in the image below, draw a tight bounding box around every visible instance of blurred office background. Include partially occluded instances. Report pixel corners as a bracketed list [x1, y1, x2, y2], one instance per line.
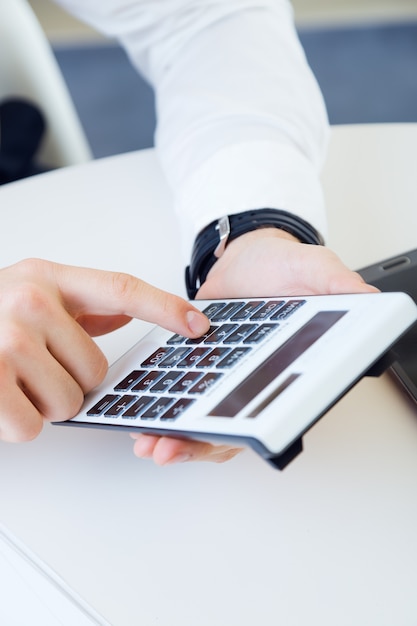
[28, 0, 417, 159]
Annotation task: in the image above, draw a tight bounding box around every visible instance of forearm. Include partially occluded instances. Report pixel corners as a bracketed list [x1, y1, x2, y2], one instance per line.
[151, 2, 330, 260]
[55, 0, 329, 260]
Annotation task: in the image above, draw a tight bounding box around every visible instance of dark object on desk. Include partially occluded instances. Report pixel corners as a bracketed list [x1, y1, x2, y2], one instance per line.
[0, 98, 46, 184]
[358, 249, 417, 404]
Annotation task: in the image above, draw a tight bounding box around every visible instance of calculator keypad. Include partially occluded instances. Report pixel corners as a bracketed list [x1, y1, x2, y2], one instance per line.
[86, 299, 305, 422]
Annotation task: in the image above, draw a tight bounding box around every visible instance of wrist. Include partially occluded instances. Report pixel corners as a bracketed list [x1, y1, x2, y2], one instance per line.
[185, 208, 324, 299]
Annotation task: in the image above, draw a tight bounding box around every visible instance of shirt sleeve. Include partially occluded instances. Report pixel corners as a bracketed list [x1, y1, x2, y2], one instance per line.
[55, 0, 330, 260]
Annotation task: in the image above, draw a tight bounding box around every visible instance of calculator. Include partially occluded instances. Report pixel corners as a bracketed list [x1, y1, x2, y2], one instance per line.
[55, 292, 417, 469]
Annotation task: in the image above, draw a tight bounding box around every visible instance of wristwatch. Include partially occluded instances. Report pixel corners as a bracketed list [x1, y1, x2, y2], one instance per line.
[185, 208, 324, 299]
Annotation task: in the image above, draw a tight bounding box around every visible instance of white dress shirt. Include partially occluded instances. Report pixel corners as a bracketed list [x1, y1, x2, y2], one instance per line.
[55, 0, 329, 260]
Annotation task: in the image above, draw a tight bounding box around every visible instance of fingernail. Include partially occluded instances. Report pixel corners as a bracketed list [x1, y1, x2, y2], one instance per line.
[186, 310, 209, 336]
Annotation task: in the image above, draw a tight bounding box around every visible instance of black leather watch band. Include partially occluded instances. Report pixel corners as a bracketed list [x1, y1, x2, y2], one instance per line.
[185, 208, 324, 299]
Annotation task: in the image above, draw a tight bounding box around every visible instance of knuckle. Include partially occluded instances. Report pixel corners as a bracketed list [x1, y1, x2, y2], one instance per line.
[1, 281, 52, 318]
[11, 258, 51, 281]
[85, 353, 108, 390]
[0, 323, 33, 358]
[20, 283, 51, 315]
[0, 358, 11, 379]
[157, 291, 184, 321]
[32, 379, 85, 426]
[158, 292, 174, 318]
[109, 272, 137, 302]
[49, 389, 85, 423]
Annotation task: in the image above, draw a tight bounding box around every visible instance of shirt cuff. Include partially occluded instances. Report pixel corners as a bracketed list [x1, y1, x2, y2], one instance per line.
[172, 139, 328, 262]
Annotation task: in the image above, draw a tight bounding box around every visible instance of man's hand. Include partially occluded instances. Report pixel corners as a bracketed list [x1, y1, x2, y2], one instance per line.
[1, 235, 377, 467]
[132, 228, 378, 466]
[197, 228, 378, 299]
[0, 258, 209, 443]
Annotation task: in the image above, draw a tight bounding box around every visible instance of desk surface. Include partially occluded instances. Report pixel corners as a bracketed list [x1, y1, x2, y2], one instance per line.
[1, 124, 417, 626]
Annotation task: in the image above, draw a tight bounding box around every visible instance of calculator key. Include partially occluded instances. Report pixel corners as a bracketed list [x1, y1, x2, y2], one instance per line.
[186, 325, 218, 345]
[158, 347, 191, 368]
[211, 302, 245, 322]
[244, 323, 278, 343]
[270, 299, 306, 320]
[122, 396, 156, 419]
[114, 370, 146, 391]
[141, 347, 173, 367]
[131, 370, 164, 391]
[250, 300, 285, 320]
[203, 324, 238, 344]
[160, 398, 195, 420]
[196, 347, 231, 367]
[87, 394, 120, 416]
[216, 347, 251, 368]
[104, 395, 137, 416]
[167, 333, 187, 345]
[188, 372, 223, 394]
[202, 302, 227, 319]
[223, 324, 257, 343]
[230, 301, 265, 321]
[169, 371, 203, 392]
[150, 371, 183, 392]
[177, 348, 210, 367]
[141, 397, 174, 420]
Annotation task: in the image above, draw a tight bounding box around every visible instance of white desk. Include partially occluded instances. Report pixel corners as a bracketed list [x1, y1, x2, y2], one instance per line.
[1, 124, 417, 625]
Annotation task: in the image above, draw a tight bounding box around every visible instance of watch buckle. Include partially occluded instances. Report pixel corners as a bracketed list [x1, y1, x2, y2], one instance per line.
[213, 216, 230, 258]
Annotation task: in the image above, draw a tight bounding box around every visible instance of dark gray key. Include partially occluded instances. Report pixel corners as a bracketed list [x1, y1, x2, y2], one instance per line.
[158, 347, 191, 368]
[196, 347, 230, 367]
[122, 396, 156, 419]
[177, 348, 210, 367]
[216, 347, 251, 368]
[230, 301, 265, 321]
[202, 302, 227, 319]
[244, 323, 278, 343]
[169, 371, 203, 393]
[141, 397, 174, 420]
[270, 299, 306, 320]
[250, 300, 285, 321]
[131, 370, 163, 391]
[104, 395, 137, 416]
[203, 324, 238, 344]
[141, 346, 173, 367]
[223, 324, 257, 343]
[150, 371, 183, 392]
[211, 302, 245, 322]
[188, 372, 223, 394]
[87, 394, 119, 416]
[114, 370, 146, 391]
[160, 398, 195, 420]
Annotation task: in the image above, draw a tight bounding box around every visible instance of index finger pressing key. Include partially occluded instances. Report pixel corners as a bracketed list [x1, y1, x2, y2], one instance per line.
[53, 264, 210, 338]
